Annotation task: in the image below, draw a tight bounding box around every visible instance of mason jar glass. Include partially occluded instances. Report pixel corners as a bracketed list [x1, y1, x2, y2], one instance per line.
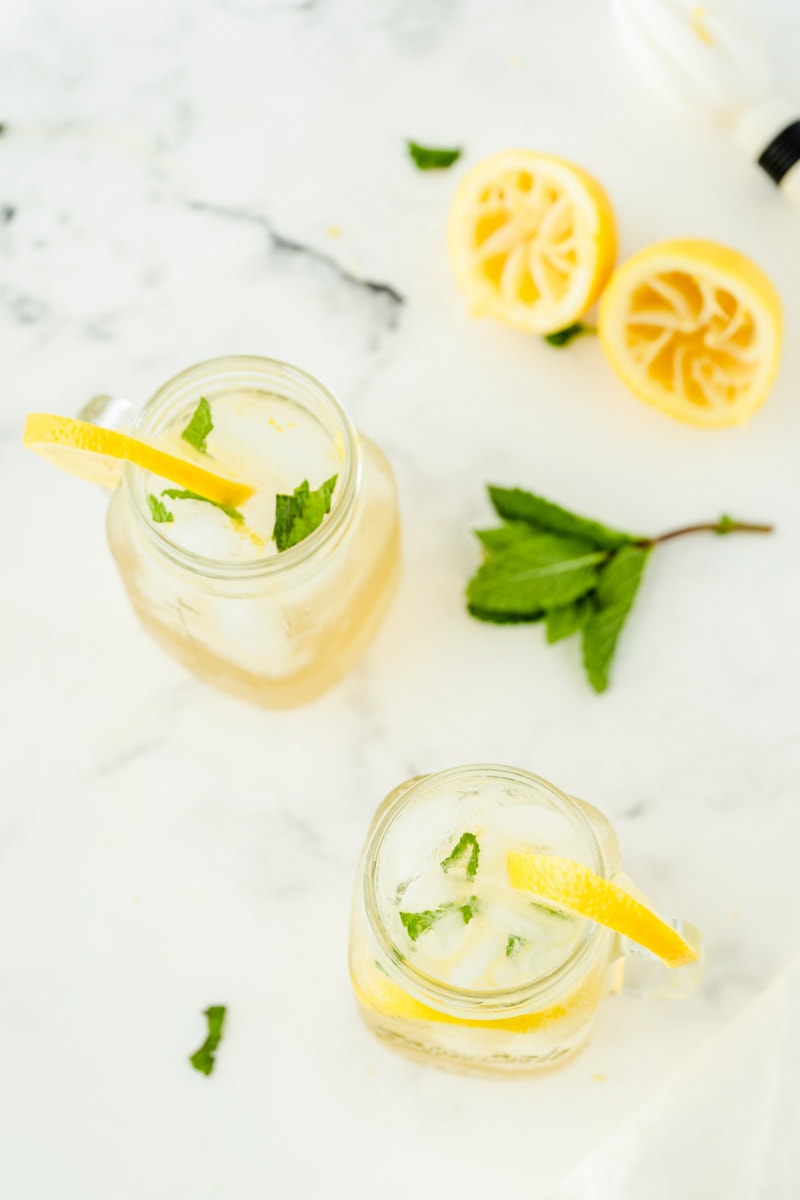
[349, 765, 702, 1075]
[102, 356, 400, 707]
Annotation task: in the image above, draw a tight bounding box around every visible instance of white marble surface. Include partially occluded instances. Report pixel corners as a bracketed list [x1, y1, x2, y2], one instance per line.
[3, 0, 800, 1195]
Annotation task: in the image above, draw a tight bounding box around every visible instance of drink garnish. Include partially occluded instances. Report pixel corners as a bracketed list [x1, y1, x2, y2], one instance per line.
[399, 897, 480, 942]
[273, 475, 338, 551]
[22, 413, 255, 508]
[407, 141, 462, 170]
[507, 853, 699, 968]
[440, 831, 480, 879]
[147, 494, 174, 523]
[467, 484, 773, 692]
[180, 397, 213, 454]
[505, 934, 526, 957]
[161, 487, 244, 524]
[188, 1005, 227, 1076]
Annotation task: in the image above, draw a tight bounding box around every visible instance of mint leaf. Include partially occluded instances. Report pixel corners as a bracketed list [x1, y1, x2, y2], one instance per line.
[273, 475, 337, 552]
[467, 534, 606, 616]
[487, 487, 637, 551]
[459, 896, 479, 924]
[180, 398, 213, 454]
[583, 546, 650, 693]
[506, 934, 525, 956]
[147, 493, 174, 524]
[544, 322, 596, 347]
[399, 909, 442, 941]
[407, 141, 462, 170]
[440, 832, 480, 879]
[475, 521, 540, 556]
[162, 488, 244, 524]
[189, 1005, 226, 1076]
[545, 596, 592, 644]
[467, 602, 544, 624]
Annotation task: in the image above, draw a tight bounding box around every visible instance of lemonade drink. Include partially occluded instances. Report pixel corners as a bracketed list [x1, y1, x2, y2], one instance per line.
[350, 765, 699, 1074]
[106, 356, 400, 706]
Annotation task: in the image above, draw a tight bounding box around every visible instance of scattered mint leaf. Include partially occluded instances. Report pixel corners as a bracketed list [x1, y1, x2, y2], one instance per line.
[440, 832, 480, 879]
[506, 934, 526, 956]
[407, 141, 462, 170]
[147, 493, 174, 524]
[531, 901, 571, 920]
[545, 596, 591, 644]
[582, 546, 650, 693]
[162, 488, 244, 523]
[487, 486, 638, 551]
[180, 397, 213, 454]
[544, 322, 596, 347]
[273, 475, 337, 552]
[459, 896, 479, 924]
[189, 1005, 226, 1076]
[467, 533, 606, 616]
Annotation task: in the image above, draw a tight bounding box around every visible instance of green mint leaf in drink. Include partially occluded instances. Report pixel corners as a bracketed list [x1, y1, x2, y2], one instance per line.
[189, 1005, 226, 1076]
[543, 322, 596, 347]
[273, 475, 338, 552]
[400, 907, 446, 942]
[407, 141, 462, 170]
[459, 897, 480, 924]
[506, 934, 526, 957]
[487, 486, 638, 550]
[545, 596, 592, 644]
[180, 397, 213, 454]
[440, 832, 480, 879]
[162, 488, 244, 524]
[582, 545, 650, 694]
[147, 493, 174, 524]
[466, 533, 606, 616]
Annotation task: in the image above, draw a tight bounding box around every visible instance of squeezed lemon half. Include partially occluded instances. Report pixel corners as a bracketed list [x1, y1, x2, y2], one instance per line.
[22, 413, 254, 507]
[598, 238, 782, 427]
[507, 852, 699, 969]
[447, 149, 617, 334]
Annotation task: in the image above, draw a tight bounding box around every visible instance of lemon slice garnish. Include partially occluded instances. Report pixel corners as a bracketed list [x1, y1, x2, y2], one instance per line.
[598, 238, 782, 427]
[447, 149, 617, 334]
[22, 413, 254, 508]
[507, 852, 699, 968]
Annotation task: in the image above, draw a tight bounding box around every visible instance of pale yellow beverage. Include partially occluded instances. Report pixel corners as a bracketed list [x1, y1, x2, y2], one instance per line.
[106, 356, 400, 707]
[350, 766, 702, 1075]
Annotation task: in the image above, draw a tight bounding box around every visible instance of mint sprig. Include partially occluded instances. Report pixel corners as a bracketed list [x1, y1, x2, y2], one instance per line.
[180, 397, 213, 454]
[440, 832, 480, 879]
[273, 475, 337, 552]
[467, 486, 773, 693]
[407, 141, 462, 170]
[189, 1005, 226, 1076]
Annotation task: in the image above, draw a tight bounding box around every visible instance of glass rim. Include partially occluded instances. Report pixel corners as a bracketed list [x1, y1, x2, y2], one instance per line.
[124, 354, 362, 581]
[361, 763, 610, 1017]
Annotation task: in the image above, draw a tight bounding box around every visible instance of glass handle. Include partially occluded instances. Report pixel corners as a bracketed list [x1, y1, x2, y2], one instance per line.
[606, 872, 705, 1000]
[77, 394, 137, 432]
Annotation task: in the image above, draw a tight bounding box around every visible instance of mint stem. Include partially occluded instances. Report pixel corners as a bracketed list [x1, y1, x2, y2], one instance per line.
[641, 519, 773, 547]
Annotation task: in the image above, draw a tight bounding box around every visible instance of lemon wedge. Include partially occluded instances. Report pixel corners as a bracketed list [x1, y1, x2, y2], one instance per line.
[598, 238, 782, 427]
[447, 149, 617, 334]
[507, 852, 699, 969]
[22, 413, 254, 508]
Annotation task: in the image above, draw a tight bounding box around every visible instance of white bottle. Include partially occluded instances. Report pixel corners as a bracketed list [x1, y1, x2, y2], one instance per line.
[611, 0, 800, 205]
